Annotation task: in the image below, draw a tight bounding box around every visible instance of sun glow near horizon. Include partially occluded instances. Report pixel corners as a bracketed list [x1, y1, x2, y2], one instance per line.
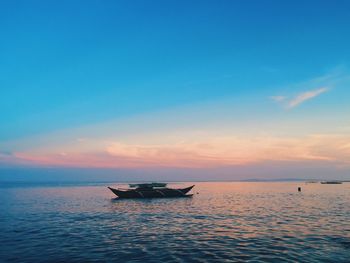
[2, 74, 350, 171]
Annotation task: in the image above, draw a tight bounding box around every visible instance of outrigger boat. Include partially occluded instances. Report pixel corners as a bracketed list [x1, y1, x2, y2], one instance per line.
[108, 183, 194, 199]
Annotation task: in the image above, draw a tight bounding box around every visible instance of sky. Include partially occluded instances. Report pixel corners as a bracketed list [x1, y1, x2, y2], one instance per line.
[1, 0, 350, 181]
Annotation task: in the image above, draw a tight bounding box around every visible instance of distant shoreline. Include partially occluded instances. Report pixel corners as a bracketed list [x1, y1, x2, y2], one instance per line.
[1, 179, 348, 187]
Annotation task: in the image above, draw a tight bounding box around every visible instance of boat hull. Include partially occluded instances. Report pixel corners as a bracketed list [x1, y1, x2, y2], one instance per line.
[108, 185, 194, 199]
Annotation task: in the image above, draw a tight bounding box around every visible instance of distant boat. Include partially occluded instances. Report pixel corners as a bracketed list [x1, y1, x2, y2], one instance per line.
[108, 183, 195, 198]
[320, 181, 343, 184]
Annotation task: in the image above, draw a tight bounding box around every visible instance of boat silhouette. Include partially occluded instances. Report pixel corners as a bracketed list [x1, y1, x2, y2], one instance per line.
[108, 183, 194, 198]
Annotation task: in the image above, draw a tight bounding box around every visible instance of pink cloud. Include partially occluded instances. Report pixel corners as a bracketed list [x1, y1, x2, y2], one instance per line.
[6, 134, 350, 169]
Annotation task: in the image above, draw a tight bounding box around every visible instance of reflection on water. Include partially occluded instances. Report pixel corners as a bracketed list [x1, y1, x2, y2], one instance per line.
[0, 182, 349, 262]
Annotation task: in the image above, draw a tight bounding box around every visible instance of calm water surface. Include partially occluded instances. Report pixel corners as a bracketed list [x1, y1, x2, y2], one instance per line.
[0, 182, 349, 262]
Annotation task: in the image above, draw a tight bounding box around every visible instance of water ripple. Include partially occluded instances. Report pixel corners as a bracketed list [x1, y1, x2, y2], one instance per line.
[0, 182, 349, 262]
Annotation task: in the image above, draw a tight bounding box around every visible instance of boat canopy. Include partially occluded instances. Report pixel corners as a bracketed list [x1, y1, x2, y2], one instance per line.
[129, 183, 167, 189]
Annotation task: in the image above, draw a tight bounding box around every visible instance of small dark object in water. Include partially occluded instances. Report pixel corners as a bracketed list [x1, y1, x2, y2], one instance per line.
[298, 187, 301, 192]
[108, 183, 194, 199]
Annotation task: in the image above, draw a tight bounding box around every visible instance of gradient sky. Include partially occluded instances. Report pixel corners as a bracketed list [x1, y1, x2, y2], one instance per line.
[1, 0, 350, 181]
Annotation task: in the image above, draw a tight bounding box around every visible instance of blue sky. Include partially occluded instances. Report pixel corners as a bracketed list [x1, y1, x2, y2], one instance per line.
[1, 1, 350, 181]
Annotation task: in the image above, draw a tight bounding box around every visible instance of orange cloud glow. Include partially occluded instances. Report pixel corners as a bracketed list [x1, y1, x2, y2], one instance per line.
[7, 134, 350, 169]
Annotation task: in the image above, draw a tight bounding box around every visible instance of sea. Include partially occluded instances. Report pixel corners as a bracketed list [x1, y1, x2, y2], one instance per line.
[0, 182, 349, 262]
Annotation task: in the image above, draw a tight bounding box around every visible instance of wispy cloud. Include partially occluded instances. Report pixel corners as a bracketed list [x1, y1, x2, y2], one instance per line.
[270, 67, 350, 109]
[270, 96, 286, 102]
[287, 87, 329, 108]
[272, 87, 329, 109]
